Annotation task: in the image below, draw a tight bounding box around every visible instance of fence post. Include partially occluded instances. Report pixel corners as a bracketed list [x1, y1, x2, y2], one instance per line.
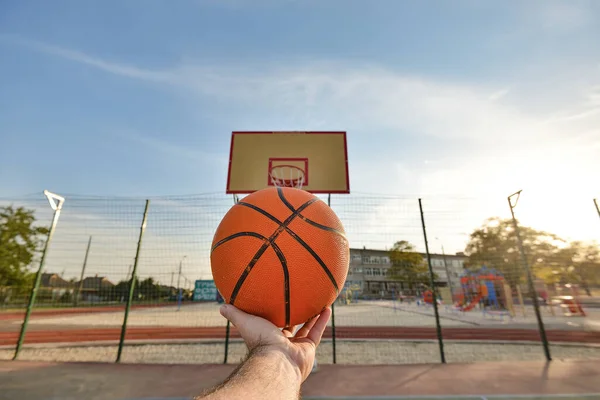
[74, 235, 92, 307]
[116, 199, 150, 363]
[508, 190, 551, 361]
[223, 321, 230, 364]
[223, 194, 241, 364]
[328, 193, 337, 364]
[13, 191, 65, 360]
[418, 198, 446, 364]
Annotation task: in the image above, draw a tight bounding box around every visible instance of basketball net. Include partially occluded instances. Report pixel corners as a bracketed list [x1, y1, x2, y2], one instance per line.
[269, 165, 305, 189]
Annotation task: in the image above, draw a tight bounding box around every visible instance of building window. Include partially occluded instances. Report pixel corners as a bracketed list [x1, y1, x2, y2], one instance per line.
[373, 268, 381, 276]
[365, 268, 373, 275]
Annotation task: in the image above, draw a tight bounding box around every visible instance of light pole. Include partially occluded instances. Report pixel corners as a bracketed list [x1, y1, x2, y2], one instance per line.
[435, 237, 454, 300]
[177, 255, 187, 311]
[14, 191, 65, 360]
[508, 190, 551, 361]
[74, 236, 92, 307]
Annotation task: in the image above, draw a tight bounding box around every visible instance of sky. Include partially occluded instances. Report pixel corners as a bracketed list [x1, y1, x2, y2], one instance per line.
[1, 0, 599, 282]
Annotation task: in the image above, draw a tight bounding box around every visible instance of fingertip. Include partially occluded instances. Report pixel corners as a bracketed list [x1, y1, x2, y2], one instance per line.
[306, 306, 332, 346]
[317, 306, 332, 322]
[219, 304, 229, 316]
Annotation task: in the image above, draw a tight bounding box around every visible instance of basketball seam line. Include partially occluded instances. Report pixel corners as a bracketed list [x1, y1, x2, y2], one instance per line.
[275, 187, 346, 238]
[277, 186, 296, 213]
[234, 200, 341, 292]
[296, 214, 347, 239]
[227, 197, 318, 326]
[235, 201, 347, 240]
[269, 241, 291, 327]
[211, 232, 267, 252]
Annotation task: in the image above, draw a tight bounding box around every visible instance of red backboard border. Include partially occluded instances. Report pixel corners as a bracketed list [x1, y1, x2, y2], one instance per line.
[226, 131, 350, 194]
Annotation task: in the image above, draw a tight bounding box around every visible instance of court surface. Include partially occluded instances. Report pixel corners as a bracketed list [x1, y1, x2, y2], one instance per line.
[2, 359, 599, 400]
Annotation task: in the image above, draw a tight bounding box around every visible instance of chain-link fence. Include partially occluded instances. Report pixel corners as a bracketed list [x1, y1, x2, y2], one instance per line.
[1, 192, 599, 364]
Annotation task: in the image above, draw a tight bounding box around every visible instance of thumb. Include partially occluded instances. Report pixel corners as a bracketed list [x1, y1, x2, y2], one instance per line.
[220, 304, 249, 329]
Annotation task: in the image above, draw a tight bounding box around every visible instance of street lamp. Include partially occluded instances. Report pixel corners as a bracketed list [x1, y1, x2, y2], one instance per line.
[177, 255, 187, 311]
[434, 237, 454, 300]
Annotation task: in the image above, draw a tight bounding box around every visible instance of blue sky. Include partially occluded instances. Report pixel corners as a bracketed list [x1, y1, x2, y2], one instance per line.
[1, 0, 600, 248]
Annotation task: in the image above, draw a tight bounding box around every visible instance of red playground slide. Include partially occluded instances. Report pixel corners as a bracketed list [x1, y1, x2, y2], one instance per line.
[459, 293, 482, 312]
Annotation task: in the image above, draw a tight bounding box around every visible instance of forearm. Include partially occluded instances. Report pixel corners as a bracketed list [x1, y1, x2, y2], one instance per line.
[196, 347, 302, 400]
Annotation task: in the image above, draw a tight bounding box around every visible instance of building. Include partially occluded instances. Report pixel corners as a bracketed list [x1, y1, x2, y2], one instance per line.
[40, 273, 72, 300]
[345, 247, 467, 298]
[76, 275, 115, 302]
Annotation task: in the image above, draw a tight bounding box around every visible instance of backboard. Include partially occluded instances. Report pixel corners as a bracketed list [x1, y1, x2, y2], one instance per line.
[226, 131, 349, 194]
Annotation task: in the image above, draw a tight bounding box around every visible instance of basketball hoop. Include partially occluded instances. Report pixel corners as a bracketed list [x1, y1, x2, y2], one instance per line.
[269, 165, 306, 189]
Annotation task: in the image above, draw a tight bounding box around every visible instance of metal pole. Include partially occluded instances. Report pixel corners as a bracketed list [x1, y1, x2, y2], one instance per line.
[440, 245, 454, 300]
[328, 193, 337, 364]
[177, 256, 186, 311]
[14, 191, 65, 360]
[594, 199, 600, 220]
[419, 198, 446, 363]
[224, 194, 238, 364]
[74, 236, 92, 307]
[508, 190, 551, 361]
[116, 200, 150, 363]
[223, 320, 230, 364]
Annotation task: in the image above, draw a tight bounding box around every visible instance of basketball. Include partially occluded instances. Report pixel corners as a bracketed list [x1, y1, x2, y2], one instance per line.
[211, 186, 349, 327]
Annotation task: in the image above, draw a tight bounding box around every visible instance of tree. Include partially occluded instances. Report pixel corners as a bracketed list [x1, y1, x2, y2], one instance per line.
[138, 277, 160, 300]
[0, 206, 49, 302]
[464, 217, 564, 290]
[536, 241, 600, 296]
[388, 240, 432, 291]
[110, 277, 140, 302]
[107, 277, 169, 302]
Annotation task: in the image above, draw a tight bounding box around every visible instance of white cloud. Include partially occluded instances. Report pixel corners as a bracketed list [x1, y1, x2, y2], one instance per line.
[4, 37, 599, 248]
[534, 0, 593, 31]
[489, 88, 510, 101]
[114, 129, 228, 166]
[0, 35, 173, 83]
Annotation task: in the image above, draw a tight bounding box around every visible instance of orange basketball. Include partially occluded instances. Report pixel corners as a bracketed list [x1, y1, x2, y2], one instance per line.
[211, 187, 349, 327]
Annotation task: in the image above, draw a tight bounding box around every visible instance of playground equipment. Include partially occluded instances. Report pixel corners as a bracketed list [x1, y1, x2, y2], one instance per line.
[550, 283, 586, 317]
[422, 290, 442, 306]
[339, 284, 360, 305]
[455, 267, 512, 314]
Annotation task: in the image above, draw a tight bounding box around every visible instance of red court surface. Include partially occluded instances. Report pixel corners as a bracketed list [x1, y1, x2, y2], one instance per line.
[1, 359, 599, 400]
[2, 326, 600, 346]
[0, 304, 177, 321]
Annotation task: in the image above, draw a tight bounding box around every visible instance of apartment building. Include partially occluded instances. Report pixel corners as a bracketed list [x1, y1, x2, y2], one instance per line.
[344, 247, 467, 298]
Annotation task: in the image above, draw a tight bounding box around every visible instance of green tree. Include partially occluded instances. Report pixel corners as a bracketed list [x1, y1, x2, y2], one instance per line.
[536, 241, 600, 296]
[388, 240, 432, 290]
[0, 206, 49, 302]
[110, 277, 140, 302]
[464, 217, 564, 290]
[138, 277, 160, 300]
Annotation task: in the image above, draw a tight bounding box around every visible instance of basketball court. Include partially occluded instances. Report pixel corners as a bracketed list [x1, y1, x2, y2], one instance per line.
[5, 131, 600, 399]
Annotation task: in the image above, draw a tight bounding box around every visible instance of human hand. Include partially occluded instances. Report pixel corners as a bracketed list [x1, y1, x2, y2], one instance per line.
[219, 304, 331, 382]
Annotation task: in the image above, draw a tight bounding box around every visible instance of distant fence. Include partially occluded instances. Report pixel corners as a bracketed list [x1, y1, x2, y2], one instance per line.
[1, 192, 599, 364]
